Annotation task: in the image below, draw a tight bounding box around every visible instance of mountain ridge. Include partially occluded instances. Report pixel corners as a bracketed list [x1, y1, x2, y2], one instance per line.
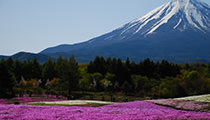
[0, 52, 51, 63]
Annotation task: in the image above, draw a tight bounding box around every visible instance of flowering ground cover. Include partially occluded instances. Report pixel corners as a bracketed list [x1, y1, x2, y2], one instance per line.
[149, 99, 210, 112]
[148, 94, 210, 112]
[0, 101, 210, 120]
[0, 94, 66, 104]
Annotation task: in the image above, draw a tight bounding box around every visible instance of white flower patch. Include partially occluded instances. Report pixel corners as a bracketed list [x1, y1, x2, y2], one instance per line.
[31, 100, 114, 105]
[175, 94, 210, 102]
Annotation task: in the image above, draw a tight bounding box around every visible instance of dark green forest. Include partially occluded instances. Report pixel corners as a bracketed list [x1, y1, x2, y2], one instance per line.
[1, 55, 210, 99]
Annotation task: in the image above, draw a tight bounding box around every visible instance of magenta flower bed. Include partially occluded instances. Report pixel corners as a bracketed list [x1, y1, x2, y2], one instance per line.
[0, 101, 210, 120]
[0, 94, 66, 104]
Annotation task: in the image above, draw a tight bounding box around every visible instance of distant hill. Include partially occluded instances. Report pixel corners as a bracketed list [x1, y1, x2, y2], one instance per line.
[0, 52, 50, 63]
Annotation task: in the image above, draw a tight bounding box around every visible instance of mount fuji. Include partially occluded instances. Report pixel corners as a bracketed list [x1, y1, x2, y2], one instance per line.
[3, 0, 210, 63]
[40, 0, 210, 63]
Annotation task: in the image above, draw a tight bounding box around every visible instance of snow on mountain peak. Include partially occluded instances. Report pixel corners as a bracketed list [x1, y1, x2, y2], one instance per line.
[120, 0, 210, 36]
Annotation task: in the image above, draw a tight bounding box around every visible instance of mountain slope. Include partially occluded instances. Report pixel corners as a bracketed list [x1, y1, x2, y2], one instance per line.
[40, 0, 210, 62]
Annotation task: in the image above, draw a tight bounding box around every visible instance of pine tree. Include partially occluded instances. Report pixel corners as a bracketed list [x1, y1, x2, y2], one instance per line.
[62, 55, 80, 95]
[41, 58, 55, 87]
[0, 62, 15, 98]
[12, 60, 23, 82]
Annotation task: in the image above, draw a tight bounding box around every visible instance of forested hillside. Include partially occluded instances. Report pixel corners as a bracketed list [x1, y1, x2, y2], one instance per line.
[1, 55, 210, 99]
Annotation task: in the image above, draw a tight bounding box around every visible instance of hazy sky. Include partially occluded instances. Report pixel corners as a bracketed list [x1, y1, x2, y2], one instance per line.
[1, 0, 210, 55]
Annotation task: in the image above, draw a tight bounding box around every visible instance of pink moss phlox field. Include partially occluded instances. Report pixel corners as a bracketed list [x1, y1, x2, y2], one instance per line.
[149, 99, 210, 112]
[0, 94, 67, 104]
[0, 101, 210, 120]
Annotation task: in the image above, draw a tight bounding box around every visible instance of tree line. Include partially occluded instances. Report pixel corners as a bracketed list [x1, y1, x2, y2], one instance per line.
[0, 56, 210, 99]
[0, 55, 79, 98]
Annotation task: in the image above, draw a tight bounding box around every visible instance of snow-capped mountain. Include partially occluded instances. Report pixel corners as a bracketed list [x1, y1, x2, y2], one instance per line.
[40, 0, 210, 62]
[120, 0, 210, 36]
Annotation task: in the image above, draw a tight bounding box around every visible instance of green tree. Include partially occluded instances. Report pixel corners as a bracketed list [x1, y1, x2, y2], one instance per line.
[20, 59, 41, 80]
[208, 64, 210, 73]
[22, 59, 33, 80]
[100, 73, 114, 92]
[184, 71, 203, 95]
[31, 58, 42, 79]
[49, 78, 62, 95]
[106, 57, 112, 73]
[89, 72, 103, 91]
[17, 77, 27, 95]
[12, 60, 23, 82]
[115, 58, 131, 87]
[125, 57, 131, 71]
[104, 73, 115, 86]
[121, 80, 132, 95]
[54, 56, 68, 78]
[132, 75, 148, 93]
[42, 58, 55, 87]
[78, 63, 90, 92]
[79, 77, 91, 92]
[159, 77, 185, 98]
[6, 57, 14, 71]
[157, 60, 180, 78]
[189, 62, 206, 73]
[139, 58, 156, 78]
[205, 63, 210, 78]
[202, 78, 210, 93]
[0, 62, 16, 98]
[62, 55, 80, 95]
[25, 78, 41, 95]
[87, 56, 107, 76]
[142, 78, 159, 96]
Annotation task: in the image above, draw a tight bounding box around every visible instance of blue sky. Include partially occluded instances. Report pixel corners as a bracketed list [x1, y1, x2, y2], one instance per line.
[0, 0, 210, 55]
